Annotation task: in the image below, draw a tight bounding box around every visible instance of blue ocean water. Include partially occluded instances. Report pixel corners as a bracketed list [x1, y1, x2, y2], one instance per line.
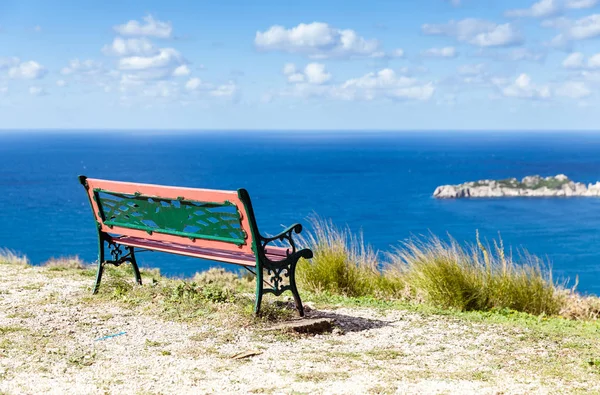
[1, 131, 600, 295]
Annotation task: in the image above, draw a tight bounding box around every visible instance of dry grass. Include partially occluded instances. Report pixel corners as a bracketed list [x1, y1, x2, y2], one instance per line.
[42, 256, 87, 270]
[298, 218, 571, 318]
[296, 217, 405, 297]
[387, 233, 563, 316]
[0, 248, 29, 266]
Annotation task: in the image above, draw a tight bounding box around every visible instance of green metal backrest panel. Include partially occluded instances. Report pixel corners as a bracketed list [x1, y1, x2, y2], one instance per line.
[94, 189, 247, 245]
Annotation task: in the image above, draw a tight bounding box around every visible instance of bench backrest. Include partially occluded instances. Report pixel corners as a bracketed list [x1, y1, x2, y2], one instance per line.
[79, 176, 259, 256]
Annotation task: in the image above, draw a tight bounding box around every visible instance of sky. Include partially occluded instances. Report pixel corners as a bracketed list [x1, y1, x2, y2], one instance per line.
[0, 0, 599, 130]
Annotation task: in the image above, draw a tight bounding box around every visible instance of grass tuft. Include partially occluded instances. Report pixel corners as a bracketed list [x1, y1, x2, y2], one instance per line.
[296, 216, 404, 297]
[43, 256, 87, 271]
[0, 249, 29, 266]
[387, 233, 563, 315]
[297, 217, 567, 317]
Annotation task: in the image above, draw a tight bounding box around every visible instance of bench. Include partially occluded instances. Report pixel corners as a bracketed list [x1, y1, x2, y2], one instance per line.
[78, 176, 313, 316]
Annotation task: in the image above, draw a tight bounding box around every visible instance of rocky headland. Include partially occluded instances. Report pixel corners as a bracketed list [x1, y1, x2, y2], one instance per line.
[434, 174, 600, 199]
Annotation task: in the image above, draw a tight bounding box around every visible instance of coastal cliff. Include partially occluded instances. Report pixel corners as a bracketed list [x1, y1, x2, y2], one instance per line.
[434, 174, 600, 199]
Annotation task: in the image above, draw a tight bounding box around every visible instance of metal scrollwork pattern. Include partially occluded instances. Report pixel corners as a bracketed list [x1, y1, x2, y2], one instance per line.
[259, 224, 302, 258]
[263, 264, 292, 296]
[95, 190, 246, 244]
[105, 239, 134, 266]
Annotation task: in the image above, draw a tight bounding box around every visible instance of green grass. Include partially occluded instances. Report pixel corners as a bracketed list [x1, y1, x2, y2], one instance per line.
[298, 217, 570, 317]
[389, 232, 563, 315]
[296, 217, 405, 298]
[86, 266, 294, 325]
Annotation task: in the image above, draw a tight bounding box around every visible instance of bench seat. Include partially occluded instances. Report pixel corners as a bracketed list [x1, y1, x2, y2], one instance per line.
[111, 236, 291, 267]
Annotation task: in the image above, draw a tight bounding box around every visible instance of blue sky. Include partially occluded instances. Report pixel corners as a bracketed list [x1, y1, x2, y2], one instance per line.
[0, 0, 599, 130]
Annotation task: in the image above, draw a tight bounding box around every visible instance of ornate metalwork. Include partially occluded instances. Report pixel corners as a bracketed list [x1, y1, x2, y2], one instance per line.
[94, 189, 247, 245]
[92, 236, 142, 294]
[263, 263, 292, 296]
[105, 239, 133, 266]
[254, 224, 313, 316]
[259, 224, 302, 258]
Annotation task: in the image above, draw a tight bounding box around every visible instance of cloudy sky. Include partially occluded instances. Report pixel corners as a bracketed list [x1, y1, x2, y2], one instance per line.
[0, 0, 599, 130]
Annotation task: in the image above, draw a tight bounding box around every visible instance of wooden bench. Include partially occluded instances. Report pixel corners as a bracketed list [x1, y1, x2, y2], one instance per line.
[78, 176, 312, 316]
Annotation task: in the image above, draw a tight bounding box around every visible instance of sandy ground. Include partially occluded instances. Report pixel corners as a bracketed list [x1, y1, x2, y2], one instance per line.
[0, 263, 598, 395]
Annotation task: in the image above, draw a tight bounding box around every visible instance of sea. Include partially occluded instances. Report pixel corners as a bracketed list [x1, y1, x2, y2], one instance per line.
[2, 131, 600, 295]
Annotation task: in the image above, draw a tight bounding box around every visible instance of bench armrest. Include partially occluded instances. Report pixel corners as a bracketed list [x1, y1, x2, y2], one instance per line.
[260, 223, 313, 261]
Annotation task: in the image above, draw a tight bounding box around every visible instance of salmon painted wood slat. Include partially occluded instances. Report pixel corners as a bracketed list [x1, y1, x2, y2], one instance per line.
[113, 236, 293, 266]
[78, 175, 313, 317]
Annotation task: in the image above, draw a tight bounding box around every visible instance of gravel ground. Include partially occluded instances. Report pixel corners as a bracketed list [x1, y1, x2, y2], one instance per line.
[0, 263, 598, 395]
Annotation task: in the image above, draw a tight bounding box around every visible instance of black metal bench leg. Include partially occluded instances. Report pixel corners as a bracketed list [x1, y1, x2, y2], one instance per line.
[289, 262, 304, 317]
[93, 262, 104, 294]
[93, 237, 105, 295]
[128, 247, 142, 286]
[254, 269, 264, 315]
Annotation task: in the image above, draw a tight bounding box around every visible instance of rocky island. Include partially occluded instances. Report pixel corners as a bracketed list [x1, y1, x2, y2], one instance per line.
[434, 174, 600, 199]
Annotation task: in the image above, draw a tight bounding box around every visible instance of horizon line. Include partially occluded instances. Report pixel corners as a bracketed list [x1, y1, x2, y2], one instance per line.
[1, 129, 600, 133]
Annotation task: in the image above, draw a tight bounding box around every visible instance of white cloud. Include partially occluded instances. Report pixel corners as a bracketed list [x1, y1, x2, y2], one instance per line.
[255, 22, 390, 58]
[562, 52, 600, 69]
[0, 57, 19, 69]
[304, 63, 331, 84]
[507, 48, 546, 62]
[547, 14, 600, 47]
[589, 53, 600, 67]
[172, 64, 191, 77]
[507, 0, 599, 18]
[118, 48, 183, 71]
[563, 52, 585, 68]
[333, 69, 434, 101]
[498, 74, 551, 99]
[0, 86, 7, 95]
[458, 63, 486, 75]
[283, 63, 297, 76]
[569, 14, 600, 40]
[581, 70, 600, 82]
[422, 19, 523, 47]
[181, 77, 239, 99]
[185, 77, 204, 91]
[505, 0, 561, 18]
[566, 0, 599, 9]
[210, 81, 238, 98]
[141, 81, 179, 98]
[103, 37, 156, 56]
[277, 67, 435, 102]
[390, 49, 405, 58]
[422, 46, 458, 58]
[473, 48, 546, 62]
[336, 69, 435, 100]
[56, 79, 67, 87]
[8, 61, 47, 79]
[283, 63, 331, 84]
[29, 86, 46, 96]
[113, 15, 172, 38]
[33, 25, 42, 33]
[61, 59, 104, 76]
[556, 81, 592, 98]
